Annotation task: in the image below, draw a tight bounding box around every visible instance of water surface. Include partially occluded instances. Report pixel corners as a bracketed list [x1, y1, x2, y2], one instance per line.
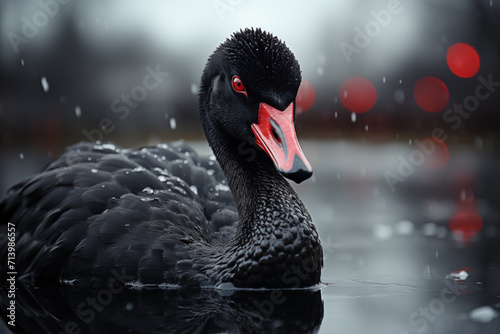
[1, 141, 499, 333]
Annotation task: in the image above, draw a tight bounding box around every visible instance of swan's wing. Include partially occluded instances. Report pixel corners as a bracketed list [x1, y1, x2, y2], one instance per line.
[0, 141, 237, 286]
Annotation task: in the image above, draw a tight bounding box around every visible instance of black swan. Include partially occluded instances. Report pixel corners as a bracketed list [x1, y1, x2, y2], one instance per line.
[0, 28, 323, 289]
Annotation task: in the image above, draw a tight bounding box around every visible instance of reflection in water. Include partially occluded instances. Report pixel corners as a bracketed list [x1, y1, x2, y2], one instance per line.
[448, 169, 483, 244]
[0, 283, 323, 334]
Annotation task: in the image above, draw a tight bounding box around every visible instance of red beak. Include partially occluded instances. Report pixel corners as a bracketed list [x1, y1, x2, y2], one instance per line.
[251, 102, 312, 183]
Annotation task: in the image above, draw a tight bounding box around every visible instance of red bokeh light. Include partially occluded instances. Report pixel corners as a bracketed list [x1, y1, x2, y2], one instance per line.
[339, 76, 377, 113]
[296, 78, 316, 113]
[422, 137, 450, 170]
[449, 210, 483, 243]
[447, 43, 480, 78]
[414, 76, 449, 113]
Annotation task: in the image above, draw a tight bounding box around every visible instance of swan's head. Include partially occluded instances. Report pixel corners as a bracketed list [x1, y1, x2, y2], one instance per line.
[199, 28, 312, 183]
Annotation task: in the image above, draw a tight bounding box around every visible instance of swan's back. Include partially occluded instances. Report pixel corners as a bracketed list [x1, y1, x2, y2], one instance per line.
[0, 141, 237, 287]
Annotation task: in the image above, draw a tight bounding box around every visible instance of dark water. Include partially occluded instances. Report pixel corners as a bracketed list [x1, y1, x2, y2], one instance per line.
[0, 285, 323, 333]
[1, 141, 499, 333]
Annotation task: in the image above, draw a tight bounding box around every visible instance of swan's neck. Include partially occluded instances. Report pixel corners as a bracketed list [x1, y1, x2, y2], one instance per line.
[206, 129, 323, 288]
[208, 131, 291, 227]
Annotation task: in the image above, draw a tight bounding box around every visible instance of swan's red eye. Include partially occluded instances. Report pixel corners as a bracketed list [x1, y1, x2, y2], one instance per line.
[232, 76, 247, 96]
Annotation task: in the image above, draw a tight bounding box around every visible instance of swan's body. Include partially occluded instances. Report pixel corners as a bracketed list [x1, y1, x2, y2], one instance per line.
[0, 28, 323, 288]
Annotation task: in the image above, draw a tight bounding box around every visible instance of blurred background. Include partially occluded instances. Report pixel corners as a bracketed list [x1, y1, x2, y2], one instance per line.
[1, 0, 499, 192]
[1, 0, 500, 333]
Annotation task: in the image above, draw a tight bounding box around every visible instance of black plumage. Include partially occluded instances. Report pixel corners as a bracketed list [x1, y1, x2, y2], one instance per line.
[0, 28, 323, 289]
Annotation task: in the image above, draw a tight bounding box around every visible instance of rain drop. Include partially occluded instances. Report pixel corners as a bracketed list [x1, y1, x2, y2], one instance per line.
[19, 153, 24, 160]
[334, 111, 338, 118]
[399, 79, 403, 84]
[409, 139, 412, 145]
[21, 59, 24, 66]
[447, 270, 469, 281]
[424, 265, 431, 279]
[191, 83, 198, 95]
[41, 77, 49, 92]
[170, 118, 176, 130]
[365, 125, 369, 131]
[317, 67, 324, 76]
[382, 76, 386, 83]
[75, 106, 82, 117]
[351, 112, 356, 123]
